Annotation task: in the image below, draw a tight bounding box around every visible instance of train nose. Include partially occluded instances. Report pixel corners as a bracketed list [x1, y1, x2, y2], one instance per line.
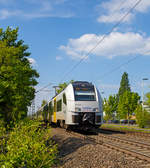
[82, 113, 94, 125]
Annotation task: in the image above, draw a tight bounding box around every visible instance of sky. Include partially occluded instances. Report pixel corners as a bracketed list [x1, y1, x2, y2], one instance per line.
[1, 0, 150, 111]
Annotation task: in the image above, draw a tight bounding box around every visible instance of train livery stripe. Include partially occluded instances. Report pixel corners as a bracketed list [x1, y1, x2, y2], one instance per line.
[53, 98, 57, 123]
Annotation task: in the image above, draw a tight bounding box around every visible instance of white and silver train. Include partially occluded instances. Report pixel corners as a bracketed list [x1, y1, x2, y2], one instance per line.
[38, 81, 103, 130]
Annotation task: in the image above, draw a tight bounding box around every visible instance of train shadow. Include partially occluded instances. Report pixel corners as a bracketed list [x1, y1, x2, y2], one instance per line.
[98, 128, 126, 135]
[72, 129, 98, 135]
[51, 134, 96, 167]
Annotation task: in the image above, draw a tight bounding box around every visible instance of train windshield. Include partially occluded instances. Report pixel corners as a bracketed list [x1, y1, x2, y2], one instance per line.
[73, 85, 96, 101]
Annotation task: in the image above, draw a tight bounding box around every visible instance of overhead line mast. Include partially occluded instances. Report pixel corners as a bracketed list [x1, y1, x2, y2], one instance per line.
[31, 83, 54, 116]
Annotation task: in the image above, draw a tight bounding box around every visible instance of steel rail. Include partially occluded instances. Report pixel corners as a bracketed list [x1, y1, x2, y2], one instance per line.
[101, 128, 150, 137]
[65, 129, 150, 163]
[99, 134, 150, 150]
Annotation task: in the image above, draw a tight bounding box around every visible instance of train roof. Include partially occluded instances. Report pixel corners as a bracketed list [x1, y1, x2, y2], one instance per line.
[51, 81, 94, 99]
[72, 81, 93, 87]
[37, 81, 95, 112]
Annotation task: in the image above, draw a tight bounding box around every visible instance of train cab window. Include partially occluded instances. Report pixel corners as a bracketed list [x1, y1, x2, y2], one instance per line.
[73, 85, 96, 101]
[63, 93, 67, 105]
[75, 91, 96, 101]
[57, 99, 62, 112]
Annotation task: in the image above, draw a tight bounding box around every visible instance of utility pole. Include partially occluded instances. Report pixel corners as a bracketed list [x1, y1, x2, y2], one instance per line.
[53, 86, 59, 95]
[30, 82, 54, 117]
[142, 78, 148, 110]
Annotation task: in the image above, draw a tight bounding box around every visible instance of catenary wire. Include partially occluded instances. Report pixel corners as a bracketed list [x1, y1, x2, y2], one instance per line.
[59, 0, 142, 83]
[35, 82, 54, 93]
[99, 55, 140, 79]
[99, 49, 150, 80]
[60, 0, 127, 82]
[34, 0, 143, 113]
[33, 0, 142, 102]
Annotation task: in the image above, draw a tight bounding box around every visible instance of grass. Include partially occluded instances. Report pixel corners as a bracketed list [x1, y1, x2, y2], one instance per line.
[101, 123, 150, 133]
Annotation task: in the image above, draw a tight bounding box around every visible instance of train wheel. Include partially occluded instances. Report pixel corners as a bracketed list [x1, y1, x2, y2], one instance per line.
[64, 123, 69, 130]
[57, 120, 60, 127]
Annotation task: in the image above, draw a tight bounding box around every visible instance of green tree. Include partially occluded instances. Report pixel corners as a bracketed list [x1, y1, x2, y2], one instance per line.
[103, 99, 112, 122]
[118, 72, 131, 101]
[41, 100, 47, 107]
[135, 105, 150, 128]
[130, 92, 140, 113]
[0, 27, 39, 127]
[146, 92, 150, 106]
[103, 95, 118, 122]
[56, 80, 74, 94]
[117, 91, 140, 120]
[56, 82, 68, 94]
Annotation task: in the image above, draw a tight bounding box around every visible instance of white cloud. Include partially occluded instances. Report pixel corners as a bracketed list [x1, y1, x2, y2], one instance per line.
[28, 58, 37, 66]
[60, 32, 150, 59]
[56, 56, 63, 61]
[0, 0, 74, 19]
[23, 13, 52, 19]
[0, 9, 21, 19]
[97, 0, 150, 23]
[53, 0, 68, 5]
[23, 12, 73, 19]
[100, 83, 119, 90]
[98, 12, 133, 23]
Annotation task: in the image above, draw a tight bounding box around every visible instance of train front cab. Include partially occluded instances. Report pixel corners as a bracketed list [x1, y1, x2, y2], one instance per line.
[65, 82, 103, 130]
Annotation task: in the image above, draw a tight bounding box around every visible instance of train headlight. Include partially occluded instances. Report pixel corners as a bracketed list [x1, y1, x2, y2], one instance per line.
[93, 108, 99, 112]
[75, 107, 81, 112]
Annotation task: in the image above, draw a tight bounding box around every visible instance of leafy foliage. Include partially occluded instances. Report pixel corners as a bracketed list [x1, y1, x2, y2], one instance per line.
[116, 72, 140, 120]
[0, 27, 39, 127]
[103, 95, 118, 122]
[0, 119, 58, 168]
[146, 92, 150, 106]
[56, 80, 74, 94]
[103, 72, 148, 126]
[41, 100, 48, 107]
[135, 105, 150, 128]
[118, 72, 131, 101]
[0, 120, 6, 156]
[117, 91, 140, 120]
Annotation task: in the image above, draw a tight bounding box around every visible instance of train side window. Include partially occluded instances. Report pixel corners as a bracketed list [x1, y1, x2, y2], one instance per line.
[57, 99, 62, 112]
[63, 93, 67, 105]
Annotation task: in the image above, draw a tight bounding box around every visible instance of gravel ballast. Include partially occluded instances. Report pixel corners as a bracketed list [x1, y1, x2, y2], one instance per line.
[51, 128, 150, 168]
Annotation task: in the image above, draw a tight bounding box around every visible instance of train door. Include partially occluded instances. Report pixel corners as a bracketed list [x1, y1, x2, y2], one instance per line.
[53, 98, 57, 123]
[63, 93, 67, 113]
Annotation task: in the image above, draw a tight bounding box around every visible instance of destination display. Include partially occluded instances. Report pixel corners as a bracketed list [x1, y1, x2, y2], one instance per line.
[74, 86, 95, 92]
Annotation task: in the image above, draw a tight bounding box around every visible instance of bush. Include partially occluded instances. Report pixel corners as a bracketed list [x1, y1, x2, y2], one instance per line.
[0, 120, 6, 156]
[0, 119, 57, 168]
[135, 105, 150, 128]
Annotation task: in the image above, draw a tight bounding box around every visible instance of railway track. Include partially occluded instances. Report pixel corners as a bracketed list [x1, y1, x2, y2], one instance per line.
[65, 129, 150, 163]
[101, 127, 150, 138]
[96, 133, 150, 162]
